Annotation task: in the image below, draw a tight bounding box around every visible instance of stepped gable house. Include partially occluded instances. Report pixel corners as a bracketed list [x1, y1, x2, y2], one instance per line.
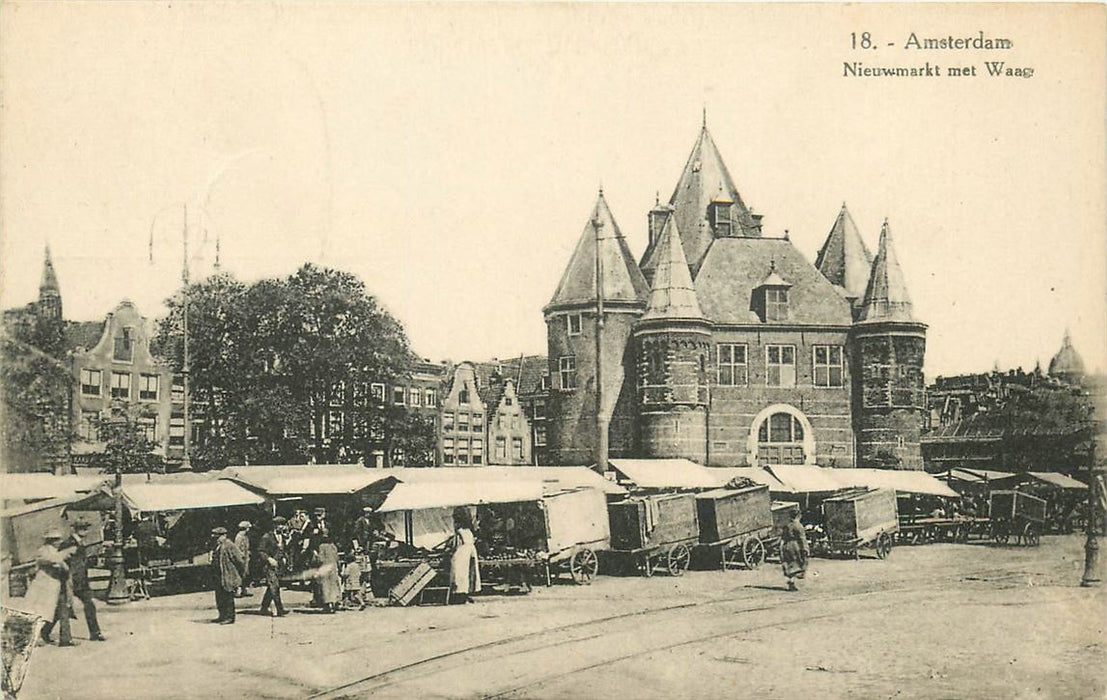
[543, 122, 927, 470]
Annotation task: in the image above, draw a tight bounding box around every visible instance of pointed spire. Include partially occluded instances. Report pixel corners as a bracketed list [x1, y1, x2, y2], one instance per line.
[39, 245, 60, 296]
[815, 202, 873, 300]
[547, 193, 649, 309]
[640, 215, 705, 322]
[858, 219, 916, 323]
[702, 105, 707, 129]
[669, 124, 756, 276]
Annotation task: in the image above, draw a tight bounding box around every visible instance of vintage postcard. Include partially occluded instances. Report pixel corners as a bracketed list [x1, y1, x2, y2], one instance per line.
[0, 3, 1104, 699]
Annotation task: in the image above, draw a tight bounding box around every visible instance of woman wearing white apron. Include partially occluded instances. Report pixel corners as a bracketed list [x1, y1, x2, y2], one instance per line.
[449, 507, 481, 604]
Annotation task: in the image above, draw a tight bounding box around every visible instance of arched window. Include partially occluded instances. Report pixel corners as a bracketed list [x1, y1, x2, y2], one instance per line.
[758, 412, 804, 443]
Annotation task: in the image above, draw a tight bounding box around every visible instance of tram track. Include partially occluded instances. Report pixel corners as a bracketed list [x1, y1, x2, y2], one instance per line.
[309, 562, 1021, 699]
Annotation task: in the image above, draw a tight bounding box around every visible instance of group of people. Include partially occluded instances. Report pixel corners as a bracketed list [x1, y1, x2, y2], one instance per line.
[207, 504, 485, 621]
[25, 521, 107, 646]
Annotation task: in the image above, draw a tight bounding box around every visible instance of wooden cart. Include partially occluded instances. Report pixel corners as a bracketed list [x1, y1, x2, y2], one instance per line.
[695, 485, 774, 570]
[988, 490, 1046, 546]
[822, 488, 899, 560]
[607, 493, 699, 577]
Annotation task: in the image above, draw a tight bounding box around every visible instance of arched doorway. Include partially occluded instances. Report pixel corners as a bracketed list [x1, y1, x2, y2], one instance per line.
[746, 404, 816, 466]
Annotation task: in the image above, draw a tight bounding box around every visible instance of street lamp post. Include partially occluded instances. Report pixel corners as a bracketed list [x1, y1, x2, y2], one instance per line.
[106, 465, 130, 604]
[1082, 468, 1104, 587]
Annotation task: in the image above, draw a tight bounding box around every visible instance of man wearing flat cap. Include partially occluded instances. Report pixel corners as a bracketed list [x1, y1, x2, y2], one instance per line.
[210, 527, 246, 624]
[256, 518, 287, 617]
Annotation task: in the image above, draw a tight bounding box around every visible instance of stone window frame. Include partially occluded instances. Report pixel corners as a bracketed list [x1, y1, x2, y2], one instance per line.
[137, 415, 158, 443]
[512, 437, 524, 460]
[370, 383, 385, 403]
[567, 313, 583, 337]
[534, 424, 547, 447]
[812, 345, 845, 388]
[408, 388, 421, 407]
[716, 343, 748, 387]
[764, 288, 789, 322]
[424, 388, 437, 407]
[558, 356, 577, 390]
[113, 326, 136, 364]
[392, 386, 406, 406]
[110, 371, 131, 400]
[765, 344, 797, 388]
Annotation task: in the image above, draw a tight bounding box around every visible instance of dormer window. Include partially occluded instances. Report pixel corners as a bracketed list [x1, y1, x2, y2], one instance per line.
[765, 288, 789, 321]
[710, 201, 732, 237]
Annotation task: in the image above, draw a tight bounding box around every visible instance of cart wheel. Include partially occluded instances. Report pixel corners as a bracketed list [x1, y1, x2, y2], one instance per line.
[569, 548, 599, 585]
[875, 533, 893, 560]
[666, 544, 691, 576]
[722, 544, 744, 571]
[1023, 523, 1041, 547]
[993, 524, 1010, 545]
[742, 537, 766, 569]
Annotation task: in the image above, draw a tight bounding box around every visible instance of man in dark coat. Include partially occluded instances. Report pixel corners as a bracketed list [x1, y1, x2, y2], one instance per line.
[210, 527, 246, 624]
[64, 521, 105, 641]
[257, 518, 287, 617]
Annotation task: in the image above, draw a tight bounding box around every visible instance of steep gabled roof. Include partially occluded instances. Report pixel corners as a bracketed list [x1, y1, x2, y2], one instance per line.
[640, 215, 705, 323]
[815, 203, 872, 300]
[668, 125, 756, 275]
[694, 238, 853, 326]
[547, 193, 649, 310]
[858, 220, 916, 323]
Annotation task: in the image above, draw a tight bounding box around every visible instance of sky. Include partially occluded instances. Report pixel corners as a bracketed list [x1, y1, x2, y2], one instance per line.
[1, 3, 1104, 378]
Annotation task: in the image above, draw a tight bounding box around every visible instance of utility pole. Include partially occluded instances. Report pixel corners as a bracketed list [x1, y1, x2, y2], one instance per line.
[180, 205, 193, 471]
[592, 199, 607, 475]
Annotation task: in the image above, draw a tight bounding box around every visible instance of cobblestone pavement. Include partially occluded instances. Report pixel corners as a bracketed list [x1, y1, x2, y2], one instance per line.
[16, 534, 1106, 699]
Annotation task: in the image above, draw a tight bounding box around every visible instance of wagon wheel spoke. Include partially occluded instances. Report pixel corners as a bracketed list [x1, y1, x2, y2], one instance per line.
[570, 548, 598, 585]
[722, 544, 743, 571]
[742, 537, 766, 569]
[666, 544, 690, 576]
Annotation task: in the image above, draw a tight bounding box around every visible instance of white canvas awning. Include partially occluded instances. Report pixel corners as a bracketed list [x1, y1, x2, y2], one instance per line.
[829, 469, 959, 499]
[381, 466, 626, 496]
[709, 467, 789, 493]
[121, 481, 266, 512]
[219, 464, 388, 496]
[764, 465, 844, 494]
[375, 480, 544, 513]
[608, 459, 721, 490]
[0, 474, 109, 502]
[1026, 472, 1087, 490]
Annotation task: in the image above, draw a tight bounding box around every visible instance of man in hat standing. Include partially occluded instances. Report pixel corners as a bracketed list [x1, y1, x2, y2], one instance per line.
[257, 518, 287, 617]
[234, 521, 252, 598]
[64, 521, 105, 641]
[210, 527, 245, 624]
[32, 529, 75, 646]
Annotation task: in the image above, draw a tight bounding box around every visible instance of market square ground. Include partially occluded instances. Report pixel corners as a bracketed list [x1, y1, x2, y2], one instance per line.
[18, 534, 1105, 699]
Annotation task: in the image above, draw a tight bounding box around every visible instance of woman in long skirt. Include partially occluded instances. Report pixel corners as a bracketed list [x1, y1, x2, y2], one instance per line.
[780, 512, 809, 591]
[313, 535, 342, 613]
[449, 507, 481, 604]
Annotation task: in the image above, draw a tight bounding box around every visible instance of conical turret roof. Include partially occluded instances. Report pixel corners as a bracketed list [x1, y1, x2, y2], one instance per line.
[669, 125, 756, 276]
[858, 220, 916, 323]
[547, 193, 649, 309]
[816, 203, 872, 300]
[640, 215, 705, 323]
[39, 245, 60, 295]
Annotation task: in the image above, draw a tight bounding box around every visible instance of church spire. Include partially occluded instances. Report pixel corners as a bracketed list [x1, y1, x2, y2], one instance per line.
[858, 219, 915, 323]
[641, 215, 704, 322]
[39, 245, 60, 297]
[546, 192, 649, 310]
[816, 202, 873, 303]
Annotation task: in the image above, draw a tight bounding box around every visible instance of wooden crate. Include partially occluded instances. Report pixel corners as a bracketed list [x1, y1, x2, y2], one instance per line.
[608, 494, 699, 551]
[388, 561, 438, 607]
[824, 488, 898, 544]
[695, 485, 772, 544]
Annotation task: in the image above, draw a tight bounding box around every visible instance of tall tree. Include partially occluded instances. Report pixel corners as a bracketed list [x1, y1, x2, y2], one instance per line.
[155, 264, 427, 468]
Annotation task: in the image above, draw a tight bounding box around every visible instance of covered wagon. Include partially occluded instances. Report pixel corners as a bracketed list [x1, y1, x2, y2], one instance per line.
[695, 484, 773, 570]
[988, 490, 1046, 546]
[821, 487, 898, 559]
[607, 493, 699, 577]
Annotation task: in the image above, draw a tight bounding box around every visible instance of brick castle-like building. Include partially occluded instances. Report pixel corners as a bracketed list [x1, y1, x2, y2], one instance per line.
[544, 122, 927, 470]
